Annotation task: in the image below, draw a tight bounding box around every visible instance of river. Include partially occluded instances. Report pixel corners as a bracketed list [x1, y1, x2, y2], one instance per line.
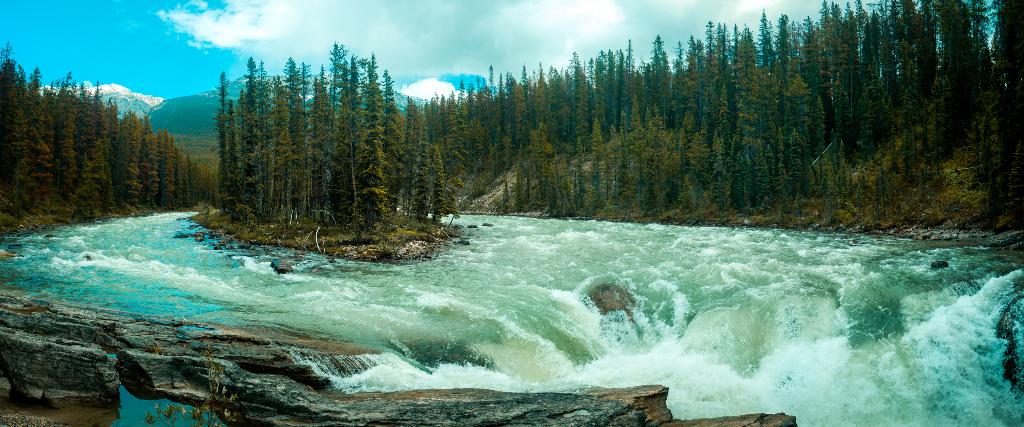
[1, 212, 1023, 426]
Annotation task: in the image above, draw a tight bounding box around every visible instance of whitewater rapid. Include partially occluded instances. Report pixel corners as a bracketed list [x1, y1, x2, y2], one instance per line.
[2, 212, 1022, 426]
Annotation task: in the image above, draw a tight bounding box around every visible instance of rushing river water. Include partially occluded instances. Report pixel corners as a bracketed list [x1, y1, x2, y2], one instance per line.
[2, 212, 1023, 426]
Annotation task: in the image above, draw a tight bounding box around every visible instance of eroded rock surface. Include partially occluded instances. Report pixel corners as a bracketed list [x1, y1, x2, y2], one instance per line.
[0, 328, 117, 408]
[668, 413, 797, 427]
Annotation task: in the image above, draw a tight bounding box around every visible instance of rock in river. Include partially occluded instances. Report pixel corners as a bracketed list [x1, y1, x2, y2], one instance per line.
[271, 258, 293, 274]
[0, 250, 15, 259]
[931, 260, 949, 269]
[587, 282, 637, 320]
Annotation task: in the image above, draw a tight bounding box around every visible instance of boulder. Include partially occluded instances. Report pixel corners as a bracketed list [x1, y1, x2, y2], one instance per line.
[193, 232, 206, 242]
[172, 231, 193, 239]
[0, 327, 118, 408]
[588, 386, 673, 424]
[467, 225, 478, 229]
[271, 258, 293, 274]
[482, 223, 494, 227]
[668, 413, 797, 427]
[930, 260, 949, 269]
[587, 282, 637, 320]
[0, 250, 15, 259]
[456, 240, 471, 245]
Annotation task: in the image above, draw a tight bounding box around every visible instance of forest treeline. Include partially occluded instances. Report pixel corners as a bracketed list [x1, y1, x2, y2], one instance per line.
[214, 0, 1024, 233]
[4, 0, 1021, 235]
[426, 0, 1022, 229]
[0, 45, 214, 230]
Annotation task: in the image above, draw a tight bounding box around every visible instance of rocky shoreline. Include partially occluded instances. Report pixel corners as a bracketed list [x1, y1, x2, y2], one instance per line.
[0, 294, 796, 426]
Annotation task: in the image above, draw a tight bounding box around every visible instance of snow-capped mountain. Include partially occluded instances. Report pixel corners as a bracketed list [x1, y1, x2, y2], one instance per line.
[82, 82, 165, 116]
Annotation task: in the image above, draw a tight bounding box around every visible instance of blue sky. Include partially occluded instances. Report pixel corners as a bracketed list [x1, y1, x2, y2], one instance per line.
[3, 0, 820, 100]
[3, 1, 236, 98]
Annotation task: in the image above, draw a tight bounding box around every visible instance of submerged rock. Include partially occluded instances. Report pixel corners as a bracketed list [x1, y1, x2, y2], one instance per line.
[271, 258, 293, 274]
[456, 240, 471, 245]
[587, 282, 637, 320]
[997, 293, 1023, 391]
[0, 250, 14, 259]
[930, 260, 950, 269]
[482, 223, 494, 227]
[193, 232, 206, 242]
[172, 231, 192, 239]
[467, 225, 478, 229]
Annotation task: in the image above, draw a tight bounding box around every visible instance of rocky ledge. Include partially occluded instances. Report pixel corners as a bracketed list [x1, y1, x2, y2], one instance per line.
[0, 294, 797, 426]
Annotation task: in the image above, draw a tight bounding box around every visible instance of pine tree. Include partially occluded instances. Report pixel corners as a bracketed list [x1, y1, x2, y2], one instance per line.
[354, 55, 391, 233]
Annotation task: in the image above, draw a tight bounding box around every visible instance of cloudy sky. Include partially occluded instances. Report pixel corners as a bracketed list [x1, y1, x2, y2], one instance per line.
[4, 0, 820, 99]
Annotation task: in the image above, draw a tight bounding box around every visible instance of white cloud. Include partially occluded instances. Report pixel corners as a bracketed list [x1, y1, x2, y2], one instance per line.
[400, 78, 457, 100]
[157, 0, 297, 49]
[158, 0, 820, 82]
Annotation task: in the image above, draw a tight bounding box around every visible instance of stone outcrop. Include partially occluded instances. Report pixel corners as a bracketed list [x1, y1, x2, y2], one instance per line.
[0, 294, 797, 426]
[0, 328, 117, 408]
[588, 282, 637, 320]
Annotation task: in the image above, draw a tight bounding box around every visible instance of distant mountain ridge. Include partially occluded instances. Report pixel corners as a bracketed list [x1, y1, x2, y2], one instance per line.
[81, 82, 165, 117]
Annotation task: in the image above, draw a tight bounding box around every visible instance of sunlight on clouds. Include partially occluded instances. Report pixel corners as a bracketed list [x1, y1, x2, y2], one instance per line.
[400, 78, 457, 100]
[738, 0, 780, 14]
[158, 0, 296, 48]
[158, 0, 819, 81]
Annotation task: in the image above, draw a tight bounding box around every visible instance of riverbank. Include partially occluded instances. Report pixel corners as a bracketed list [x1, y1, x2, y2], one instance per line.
[0, 293, 797, 426]
[191, 210, 460, 263]
[464, 209, 1024, 250]
[0, 207, 167, 237]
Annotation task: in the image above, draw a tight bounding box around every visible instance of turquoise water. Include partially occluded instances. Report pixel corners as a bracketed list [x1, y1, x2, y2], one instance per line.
[2, 212, 1023, 426]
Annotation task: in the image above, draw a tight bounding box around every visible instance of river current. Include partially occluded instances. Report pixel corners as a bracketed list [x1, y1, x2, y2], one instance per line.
[2, 212, 1023, 426]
